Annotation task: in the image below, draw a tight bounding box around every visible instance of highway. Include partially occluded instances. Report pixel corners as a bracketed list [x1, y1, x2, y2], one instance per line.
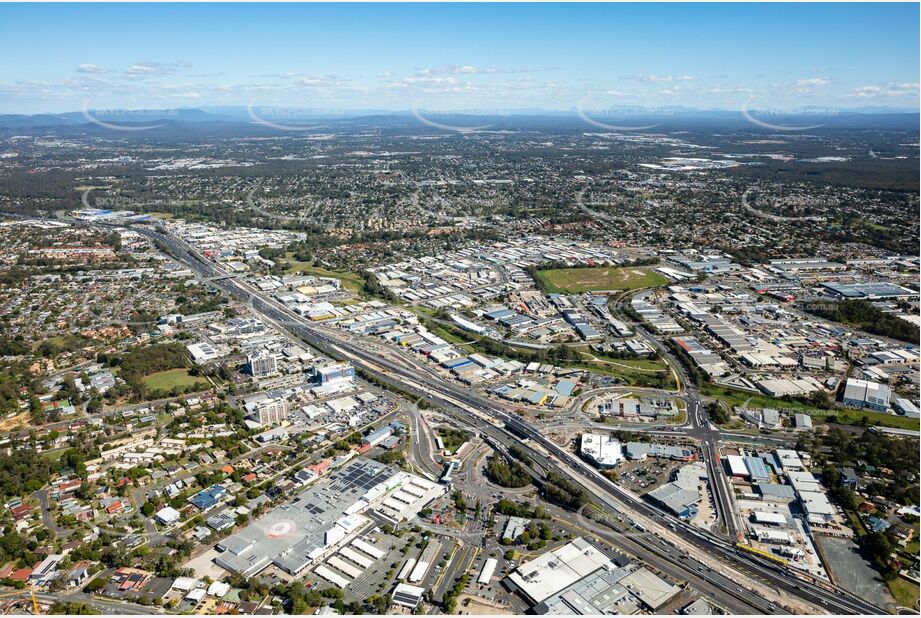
[140, 224, 884, 615]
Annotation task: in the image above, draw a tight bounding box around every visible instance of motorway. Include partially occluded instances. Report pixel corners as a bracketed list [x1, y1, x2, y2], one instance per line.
[140, 224, 884, 615]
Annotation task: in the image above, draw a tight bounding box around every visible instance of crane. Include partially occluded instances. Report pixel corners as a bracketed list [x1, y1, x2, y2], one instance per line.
[0, 587, 39, 614]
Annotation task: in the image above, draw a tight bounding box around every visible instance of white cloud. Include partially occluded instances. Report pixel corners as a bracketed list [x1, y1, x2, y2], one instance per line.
[76, 64, 108, 74]
[796, 77, 832, 87]
[630, 74, 695, 83]
[125, 62, 184, 76]
[850, 82, 920, 98]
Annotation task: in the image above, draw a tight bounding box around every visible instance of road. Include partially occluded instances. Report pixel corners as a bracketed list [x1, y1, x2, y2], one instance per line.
[32, 489, 72, 540]
[138, 223, 884, 615]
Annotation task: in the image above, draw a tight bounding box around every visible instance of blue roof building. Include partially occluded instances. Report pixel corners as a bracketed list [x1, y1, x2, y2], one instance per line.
[190, 485, 227, 511]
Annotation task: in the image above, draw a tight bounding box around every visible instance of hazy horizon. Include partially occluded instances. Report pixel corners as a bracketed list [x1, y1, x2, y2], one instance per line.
[1, 3, 918, 115]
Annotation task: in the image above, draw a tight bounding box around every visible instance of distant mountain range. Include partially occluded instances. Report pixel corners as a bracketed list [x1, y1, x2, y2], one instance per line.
[0, 105, 917, 132]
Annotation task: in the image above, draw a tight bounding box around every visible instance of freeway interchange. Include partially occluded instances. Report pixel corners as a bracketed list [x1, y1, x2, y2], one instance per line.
[141, 223, 883, 616]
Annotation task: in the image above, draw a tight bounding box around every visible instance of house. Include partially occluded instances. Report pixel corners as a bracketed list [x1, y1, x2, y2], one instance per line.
[67, 565, 90, 587]
[866, 516, 890, 534]
[189, 485, 227, 511]
[891, 524, 915, 545]
[840, 467, 859, 488]
[10, 504, 34, 521]
[156, 506, 181, 526]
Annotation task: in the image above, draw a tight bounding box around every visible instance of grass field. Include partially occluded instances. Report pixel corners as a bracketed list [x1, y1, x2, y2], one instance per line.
[281, 253, 364, 294]
[574, 353, 675, 389]
[887, 575, 919, 609]
[700, 384, 921, 431]
[141, 368, 207, 393]
[535, 266, 668, 293]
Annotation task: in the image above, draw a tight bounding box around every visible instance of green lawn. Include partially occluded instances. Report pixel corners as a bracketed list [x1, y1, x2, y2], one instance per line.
[436, 427, 470, 453]
[887, 575, 919, 609]
[700, 384, 920, 431]
[573, 355, 675, 389]
[141, 368, 208, 392]
[281, 253, 364, 294]
[534, 267, 668, 293]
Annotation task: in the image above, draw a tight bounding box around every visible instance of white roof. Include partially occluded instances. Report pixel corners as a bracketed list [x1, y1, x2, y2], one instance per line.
[507, 537, 612, 604]
[843, 378, 891, 407]
[207, 581, 231, 598]
[752, 511, 787, 525]
[725, 455, 748, 476]
[171, 576, 199, 591]
[580, 433, 624, 467]
[185, 587, 207, 602]
[156, 506, 181, 522]
[774, 449, 804, 470]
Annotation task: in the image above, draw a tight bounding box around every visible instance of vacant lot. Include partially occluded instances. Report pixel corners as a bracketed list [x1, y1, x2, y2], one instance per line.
[535, 267, 668, 293]
[141, 368, 207, 393]
[281, 252, 364, 294]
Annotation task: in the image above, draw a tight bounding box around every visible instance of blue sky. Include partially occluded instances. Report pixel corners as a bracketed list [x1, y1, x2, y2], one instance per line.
[0, 3, 918, 114]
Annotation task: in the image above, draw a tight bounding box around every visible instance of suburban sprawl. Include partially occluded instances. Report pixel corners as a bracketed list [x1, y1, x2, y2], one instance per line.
[0, 107, 916, 617]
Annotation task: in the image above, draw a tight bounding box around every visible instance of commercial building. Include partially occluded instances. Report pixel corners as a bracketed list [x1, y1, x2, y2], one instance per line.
[580, 433, 624, 468]
[246, 352, 277, 377]
[215, 459, 443, 577]
[645, 463, 707, 520]
[507, 538, 680, 615]
[624, 442, 696, 462]
[478, 558, 498, 585]
[315, 362, 356, 386]
[392, 583, 426, 609]
[244, 396, 287, 427]
[841, 378, 891, 412]
[362, 425, 393, 448]
[505, 537, 614, 605]
[503, 516, 529, 541]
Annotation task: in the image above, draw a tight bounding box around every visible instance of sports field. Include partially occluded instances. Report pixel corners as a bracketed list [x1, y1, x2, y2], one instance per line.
[535, 266, 668, 293]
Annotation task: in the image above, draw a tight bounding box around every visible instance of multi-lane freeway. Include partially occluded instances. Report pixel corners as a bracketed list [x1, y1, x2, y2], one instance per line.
[139, 223, 885, 615]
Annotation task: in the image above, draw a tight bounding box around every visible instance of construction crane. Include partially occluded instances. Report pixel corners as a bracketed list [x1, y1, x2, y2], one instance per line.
[0, 587, 39, 614]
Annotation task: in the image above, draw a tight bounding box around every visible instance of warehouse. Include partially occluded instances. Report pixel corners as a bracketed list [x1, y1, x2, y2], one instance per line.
[724, 455, 749, 478]
[751, 511, 787, 526]
[841, 378, 891, 412]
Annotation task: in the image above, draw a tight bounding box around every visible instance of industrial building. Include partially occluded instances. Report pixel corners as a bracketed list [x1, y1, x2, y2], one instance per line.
[841, 378, 891, 412]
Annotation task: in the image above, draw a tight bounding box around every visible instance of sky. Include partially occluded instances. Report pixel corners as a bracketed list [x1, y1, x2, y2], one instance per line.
[0, 2, 918, 115]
